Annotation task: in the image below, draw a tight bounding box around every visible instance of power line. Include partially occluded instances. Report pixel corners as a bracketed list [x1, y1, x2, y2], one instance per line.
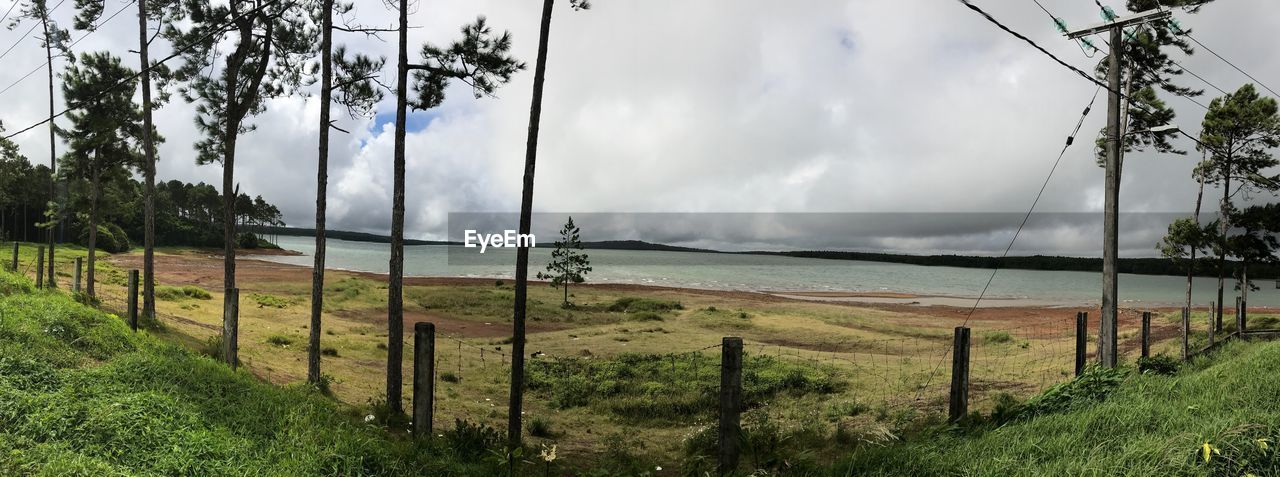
[1183, 34, 1279, 98]
[954, 0, 1132, 101]
[0, 0, 21, 26]
[1146, 0, 1280, 98]
[914, 84, 1102, 401]
[0, 0, 137, 98]
[0, 0, 69, 64]
[3, 0, 287, 140]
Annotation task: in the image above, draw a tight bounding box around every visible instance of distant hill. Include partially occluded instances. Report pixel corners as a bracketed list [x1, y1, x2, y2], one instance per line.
[741, 250, 1280, 279]
[264, 226, 450, 246]
[264, 227, 714, 252]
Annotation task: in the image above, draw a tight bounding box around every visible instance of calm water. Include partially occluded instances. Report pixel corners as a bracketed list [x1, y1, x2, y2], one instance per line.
[251, 236, 1280, 307]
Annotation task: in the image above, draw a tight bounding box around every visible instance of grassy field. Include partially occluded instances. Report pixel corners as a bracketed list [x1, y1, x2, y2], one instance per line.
[0, 268, 497, 476]
[6, 242, 1271, 474]
[838, 339, 1280, 476]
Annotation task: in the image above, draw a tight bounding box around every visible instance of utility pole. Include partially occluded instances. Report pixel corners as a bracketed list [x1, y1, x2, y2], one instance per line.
[1067, 8, 1170, 368]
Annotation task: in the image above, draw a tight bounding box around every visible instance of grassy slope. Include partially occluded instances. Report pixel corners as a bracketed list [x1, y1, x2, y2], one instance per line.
[838, 339, 1280, 476]
[0, 270, 495, 476]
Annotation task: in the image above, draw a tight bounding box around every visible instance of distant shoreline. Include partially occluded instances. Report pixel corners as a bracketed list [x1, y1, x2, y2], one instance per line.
[260, 228, 1280, 280]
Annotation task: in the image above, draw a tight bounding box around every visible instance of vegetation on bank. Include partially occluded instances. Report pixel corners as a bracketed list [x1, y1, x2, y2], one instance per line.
[0, 270, 498, 475]
[839, 341, 1280, 476]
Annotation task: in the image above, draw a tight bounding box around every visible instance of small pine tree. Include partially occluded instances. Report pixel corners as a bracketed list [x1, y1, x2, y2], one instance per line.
[538, 217, 592, 307]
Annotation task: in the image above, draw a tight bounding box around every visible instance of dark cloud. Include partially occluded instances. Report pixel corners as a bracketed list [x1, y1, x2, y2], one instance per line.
[1, 0, 1275, 256]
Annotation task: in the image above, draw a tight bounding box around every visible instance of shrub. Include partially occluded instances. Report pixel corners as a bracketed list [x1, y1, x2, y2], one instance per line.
[155, 285, 212, 301]
[983, 331, 1013, 345]
[237, 232, 259, 249]
[1019, 365, 1127, 418]
[527, 417, 553, 437]
[320, 347, 339, 357]
[607, 297, 683, 313]
[251, 293, 292, 308]
[440, 371, 460, 383]
[79, 223, 131, 253]
[1137, 354, 1180, 375]
[266, 334, 294, 347]
[443, 419, 502, 459]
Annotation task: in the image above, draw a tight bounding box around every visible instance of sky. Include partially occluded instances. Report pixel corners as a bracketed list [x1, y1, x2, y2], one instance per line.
[0, 0, 1277, 256]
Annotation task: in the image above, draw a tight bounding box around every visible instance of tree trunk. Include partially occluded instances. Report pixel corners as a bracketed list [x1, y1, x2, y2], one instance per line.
[510, 0, 556, 455]
[42, 15, 56, 289]
[386, 0, 409, 414]
[87, 163, 100, 298]
[1183, 174, 1204, 359]
[1216, 160, 1231, 331]
[138, 0, 157, 323]
[308, 0, 333, 386]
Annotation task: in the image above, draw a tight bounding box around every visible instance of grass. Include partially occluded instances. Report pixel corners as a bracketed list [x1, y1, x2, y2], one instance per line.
[0, 269, 497, 476]
[524, 352, 842, 422]
[155, 285, 213, 300]
[837, 339, 1280, 476]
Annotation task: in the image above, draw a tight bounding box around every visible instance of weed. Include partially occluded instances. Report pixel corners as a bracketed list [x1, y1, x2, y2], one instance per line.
[266, 334, 295, 347]
[1137, 354, 1180, 375]
[251, 293, 293, 308]
[983, 331, 1013, 345]
[440, 371, 460, 383]
[320, 347, 339, 357]
[527, 417, 553, 437]
[607, 297, 683, 313]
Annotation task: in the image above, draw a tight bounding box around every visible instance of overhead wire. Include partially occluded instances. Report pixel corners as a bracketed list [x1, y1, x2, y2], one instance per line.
[0, 0, 138, 98]
[2, 0, 287, 140]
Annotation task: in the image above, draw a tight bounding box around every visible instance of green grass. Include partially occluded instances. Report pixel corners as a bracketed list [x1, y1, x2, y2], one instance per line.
[836, 339, 1280, 476]
[155, 285, 213, 301]
[0, 269, 498, 476]
[524, 351, 842, 422]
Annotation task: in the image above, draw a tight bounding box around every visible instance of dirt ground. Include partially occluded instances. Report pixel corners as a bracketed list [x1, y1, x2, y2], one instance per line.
[103, 250, 1239, 345]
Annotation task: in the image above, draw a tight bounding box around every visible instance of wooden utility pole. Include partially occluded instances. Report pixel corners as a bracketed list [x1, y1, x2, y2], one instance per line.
[1067, 9, 1171, 368]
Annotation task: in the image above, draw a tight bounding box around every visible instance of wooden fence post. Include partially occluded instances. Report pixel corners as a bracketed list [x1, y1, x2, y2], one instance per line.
[1140, 311, 1150, 359]
[1181, 307, 1190, 362]
[949, 326, 971, 422]
[413, 322, 435, 439]
[223, 288, 239, 369]
[35, 246, 43, 289]
[1075, 312, 1087, 376]
[1236, 296, 1244, 336]
[127, 270, 139, 331]
[1207, 308, 1215, 349]
[10, 242, 17, 271]
[73, 257, 82, 294]
[718, 337, 743, 476]
[1241, 297, 1248, 334]
[1213, 300, 1221, 333]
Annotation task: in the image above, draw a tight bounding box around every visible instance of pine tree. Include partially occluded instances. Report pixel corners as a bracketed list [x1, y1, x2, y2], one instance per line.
[538, 216, 591, 307]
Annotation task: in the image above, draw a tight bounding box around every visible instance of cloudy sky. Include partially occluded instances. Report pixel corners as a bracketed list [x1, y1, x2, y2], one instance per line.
[1, 0, 1276, 256]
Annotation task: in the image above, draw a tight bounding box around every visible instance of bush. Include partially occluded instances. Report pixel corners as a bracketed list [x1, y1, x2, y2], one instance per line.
[320, 347, 339, 357]
[527, 417, 553, 437]
[266, 334, 294, 347]
[1137, 354, 1180, 375]
[440, 371, 460, 383]
[1018, 365, 1127, 418]
[607, 297, 683, 313]
[443, 419, 502, 459]
[155, 285, 212, 301]
[983, 331, 1013, 345]
[251, 293, 292, 308]
[78, 223, 131, 253]
[237, 232, 259, 249]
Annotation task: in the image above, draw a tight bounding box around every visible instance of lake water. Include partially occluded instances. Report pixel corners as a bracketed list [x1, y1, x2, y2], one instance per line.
[251, 235, 1280, 307]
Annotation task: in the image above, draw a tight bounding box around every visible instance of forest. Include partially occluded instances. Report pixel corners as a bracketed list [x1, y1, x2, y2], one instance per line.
[0, 146, 283, 250]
